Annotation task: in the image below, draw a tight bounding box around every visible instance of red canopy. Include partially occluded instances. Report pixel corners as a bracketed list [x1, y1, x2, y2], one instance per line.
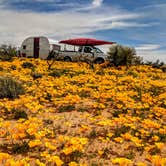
[59, 38, 115, 46]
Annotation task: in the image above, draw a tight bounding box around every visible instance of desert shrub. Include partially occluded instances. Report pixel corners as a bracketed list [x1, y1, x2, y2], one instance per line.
[0, 142, 29, 154]
[0, 67, 3, 71]
[10, 65, 17, 70]
[78, 90, 91, 97]
[12, 108, 28, 120]
[125, 151, 135, 159]
[96, 68, 105, 75]
[0, 55, 13, 61]
[12, 142, 29, 154]
[0, 76, 25, 99]
[58, 105, 75, 112]
[0, 44, 17, 61]
[161, 66, 166, 72]
[46, 51, 59, 70]
[89, 129, 98, 139]
[48, 69, 69, 77]
[43, 119, 53, 125]
[44, 92, 52, 101]
[144, 60, 166, 72]
[47, 50, 57, 60]
[31, 72, 43, 79]
[107, 44, 142, 66]
[114, 126, 131, 137]
[151, 59, 165, 68]
[77, 107, 88, 112]
[22, 62, 35, 69]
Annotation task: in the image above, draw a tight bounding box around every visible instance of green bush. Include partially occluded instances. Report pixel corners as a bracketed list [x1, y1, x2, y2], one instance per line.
[48, 69, 69, 77]
[0, 76, 25, 99]
[0, 44, 17, 61]
[107, 44, 142, 66]
[145, 60, 166, 72]
[59, 105, 75, 112]
[0, 67, 3, 71]
[31, 72, 43, 79]
[0, 55, 13, 61]
[10, 65, 17, 70]
[12, 108, 28, 120]
[22, 62, 35, 69]
[12, 142, 29, 154]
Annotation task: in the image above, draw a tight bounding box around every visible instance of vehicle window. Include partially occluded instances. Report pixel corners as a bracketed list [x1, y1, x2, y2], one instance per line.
[94, 47, 103, 53]
[84, 46, 93, 53]
[78, 47, 83, 52]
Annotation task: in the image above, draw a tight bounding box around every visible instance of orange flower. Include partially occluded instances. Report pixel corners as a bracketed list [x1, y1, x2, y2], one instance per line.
[112, 157, 132, 166]
[28, 139, 42, 148]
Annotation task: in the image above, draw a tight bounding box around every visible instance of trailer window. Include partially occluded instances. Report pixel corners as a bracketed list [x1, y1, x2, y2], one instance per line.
[23, 45, 26, 49]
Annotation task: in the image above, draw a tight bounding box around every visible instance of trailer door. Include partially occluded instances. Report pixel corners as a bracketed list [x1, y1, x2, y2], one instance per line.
[34, 37, 40, 58]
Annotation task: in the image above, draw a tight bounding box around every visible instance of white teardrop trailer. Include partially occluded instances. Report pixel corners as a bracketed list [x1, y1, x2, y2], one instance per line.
[20, 36, 51, 59]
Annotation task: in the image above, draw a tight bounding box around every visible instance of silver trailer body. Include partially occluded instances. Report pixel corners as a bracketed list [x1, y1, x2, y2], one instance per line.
[20, 36, 50, 59]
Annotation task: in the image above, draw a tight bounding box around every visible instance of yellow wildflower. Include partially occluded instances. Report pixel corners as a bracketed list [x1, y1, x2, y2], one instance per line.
[137, 162, 147, 166]
[114, 137, 124, 143]
[28, 139, 42, 148]
[112, 157, 132, 166]
[68, 161, 78, 166]
[45, 142, 56, 150]
[155, 142, 164, 150]
[49, 156, 63, 166]
[36, 159, 46, 166]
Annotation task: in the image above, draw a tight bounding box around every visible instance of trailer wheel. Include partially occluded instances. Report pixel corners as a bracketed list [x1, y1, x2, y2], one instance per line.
[64, 56, 72, 62]
[94, 58, 104, 64]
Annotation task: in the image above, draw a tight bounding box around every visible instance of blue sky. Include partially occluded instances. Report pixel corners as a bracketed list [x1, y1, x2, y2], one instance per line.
[0, 0, 165, 62]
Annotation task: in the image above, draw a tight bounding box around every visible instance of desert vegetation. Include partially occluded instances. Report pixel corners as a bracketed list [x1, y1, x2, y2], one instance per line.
[0, 46, 166, 165]
[107, 44, 143, 67]
[0, 44, 17, 61]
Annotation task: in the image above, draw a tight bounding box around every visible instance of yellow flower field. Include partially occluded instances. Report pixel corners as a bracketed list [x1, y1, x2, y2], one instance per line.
[0, 58, 166, 166]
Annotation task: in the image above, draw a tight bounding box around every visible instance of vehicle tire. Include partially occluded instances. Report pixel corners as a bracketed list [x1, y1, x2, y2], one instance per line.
[94, 58, 104, 64]
[64, 56, 72, 62]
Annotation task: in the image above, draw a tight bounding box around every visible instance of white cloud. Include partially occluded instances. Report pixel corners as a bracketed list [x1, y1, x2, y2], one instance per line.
[135, 44, 161, 50]
[92, 0, 104, 8]
[138, 3, 166, 10]
[137, 49, 166, 62]
[135, 44, 166, 62]
[97, 13, 143, 22]
[97, 44, 113, 53]
[33, 0, 57, 2]
[0, 7, 148, 46]
[107, 21, 156, 29]
[48, 38, 59, 44]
